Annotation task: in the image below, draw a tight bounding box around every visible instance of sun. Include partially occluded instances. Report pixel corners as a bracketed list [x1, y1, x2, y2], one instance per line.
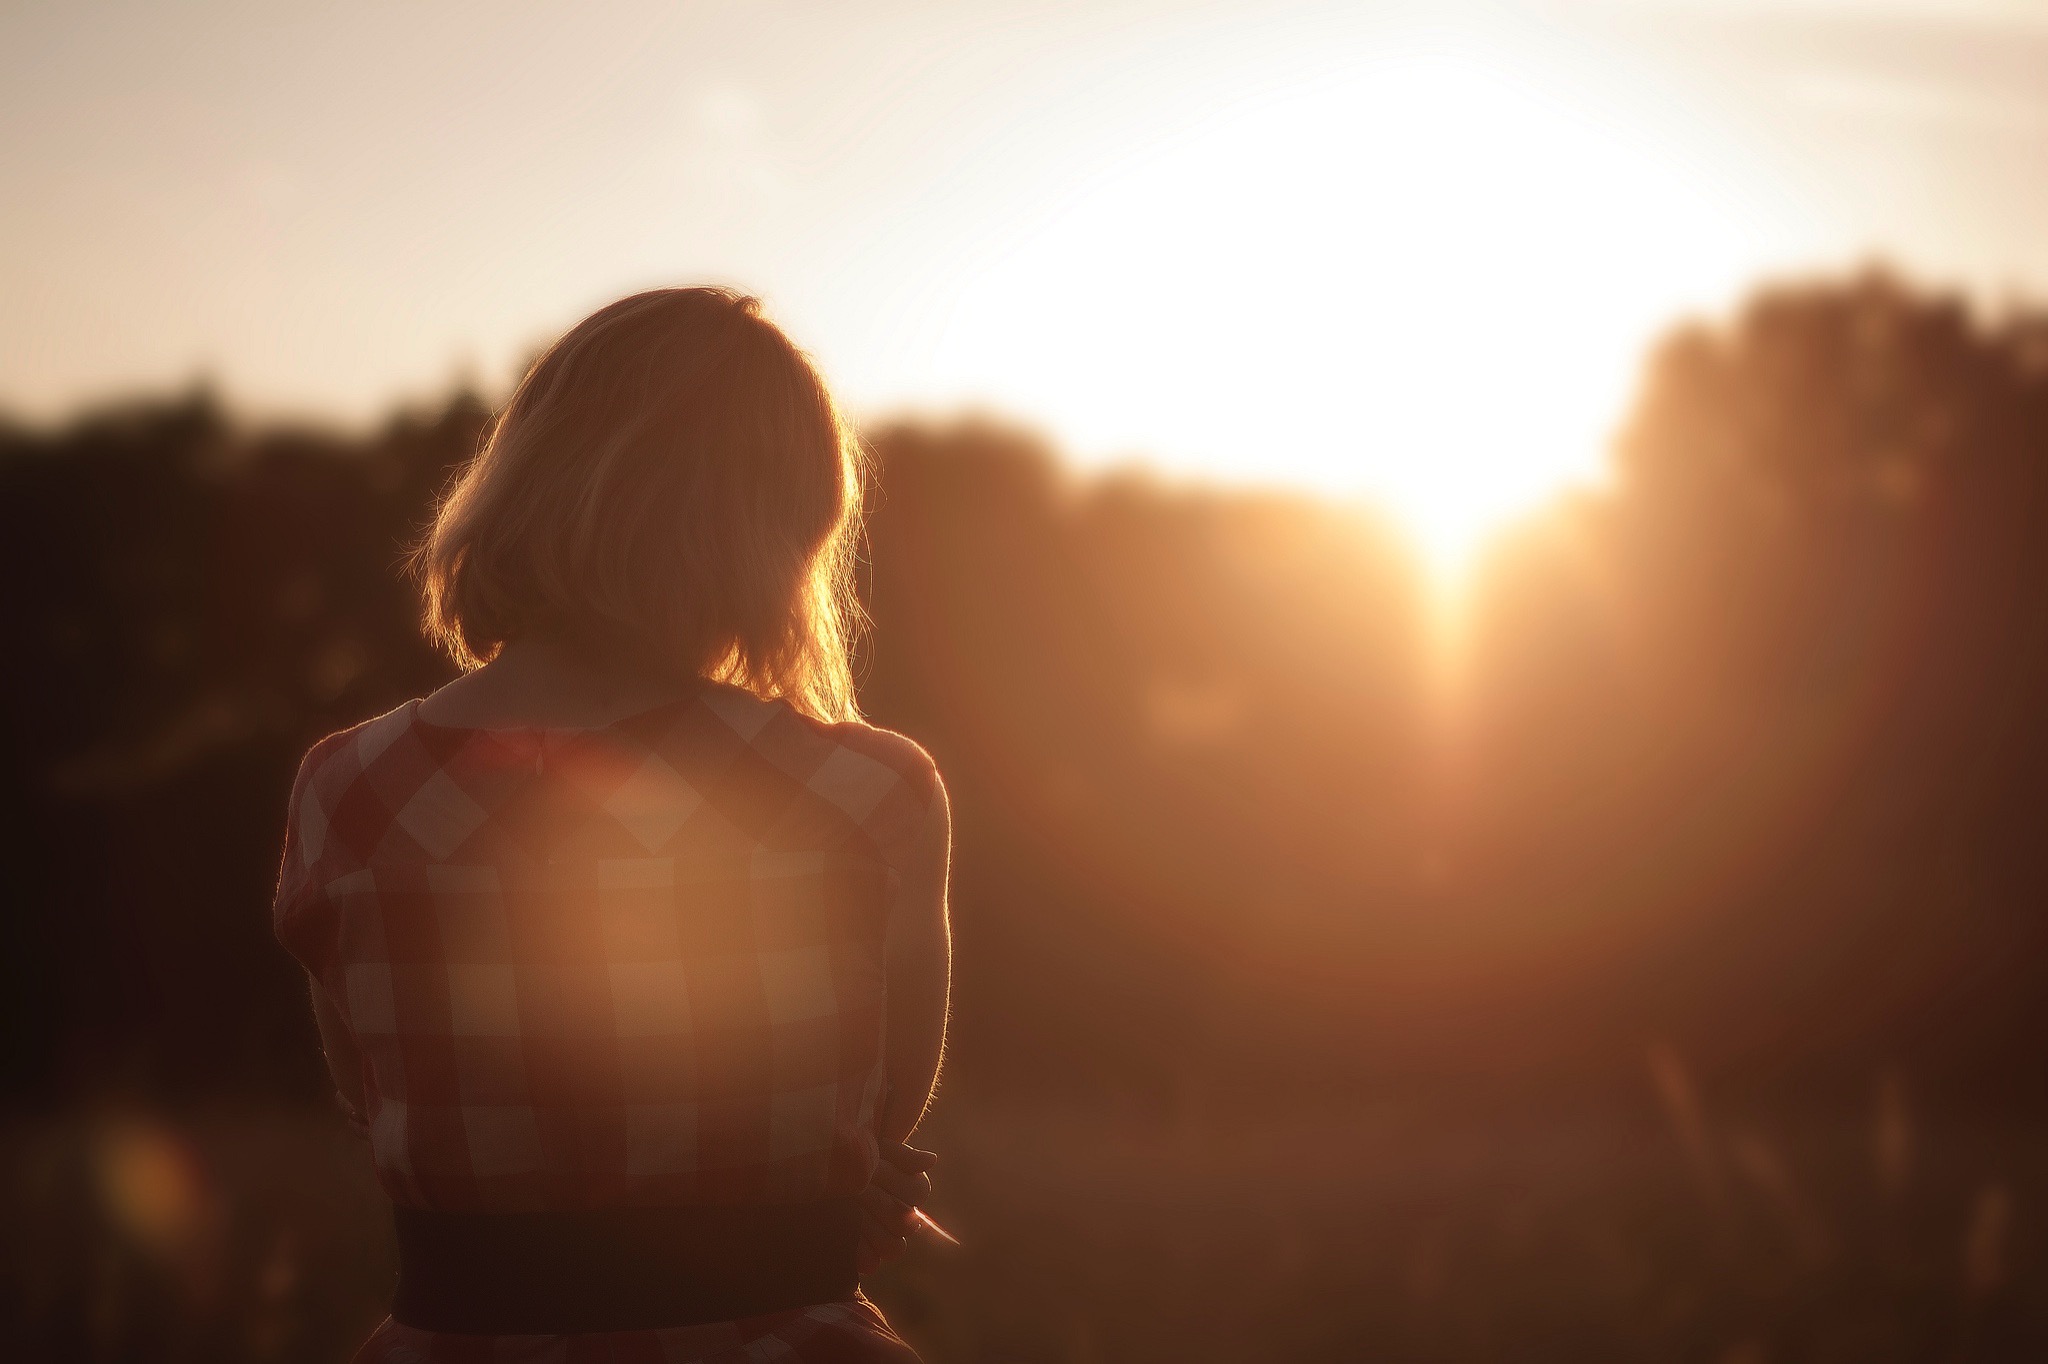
[912, 47, 1768, 583]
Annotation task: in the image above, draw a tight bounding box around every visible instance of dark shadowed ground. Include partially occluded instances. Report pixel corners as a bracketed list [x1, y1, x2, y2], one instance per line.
[8, 1098, 2041, 1361]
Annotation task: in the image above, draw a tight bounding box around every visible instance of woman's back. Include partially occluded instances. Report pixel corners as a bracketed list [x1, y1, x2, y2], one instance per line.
[276, 680, 939, 1213]
[272, 287, 948, 1362]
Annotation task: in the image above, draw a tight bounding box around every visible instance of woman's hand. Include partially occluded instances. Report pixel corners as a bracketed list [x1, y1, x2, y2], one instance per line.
[856, 1139, 938, 1275]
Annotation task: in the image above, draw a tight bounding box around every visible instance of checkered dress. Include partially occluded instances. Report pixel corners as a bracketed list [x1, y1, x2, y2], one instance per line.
[274, 683, 939, 1363]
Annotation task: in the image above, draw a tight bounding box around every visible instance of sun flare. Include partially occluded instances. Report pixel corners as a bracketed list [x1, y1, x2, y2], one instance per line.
[914, 49, 1768, 581]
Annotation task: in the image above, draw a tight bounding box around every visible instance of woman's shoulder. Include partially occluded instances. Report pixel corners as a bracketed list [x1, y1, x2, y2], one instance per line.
[693, 683, 939, 790]
[798, 716, 943, 870]
[285, 698, 424, 817]
[691, 687, 942, 861]
[816, 718, 942, 795]
[275, 701, 426, 932]
[295, 698, 419, 775]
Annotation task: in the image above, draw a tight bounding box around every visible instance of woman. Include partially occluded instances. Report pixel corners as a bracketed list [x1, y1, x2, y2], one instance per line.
[272, 288, 951, 1363]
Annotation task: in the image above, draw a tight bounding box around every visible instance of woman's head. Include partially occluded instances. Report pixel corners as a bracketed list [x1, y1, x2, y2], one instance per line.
[417, 287, 864, 722]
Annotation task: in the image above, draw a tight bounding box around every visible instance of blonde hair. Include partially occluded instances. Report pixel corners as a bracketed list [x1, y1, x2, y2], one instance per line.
[415, 287, 865, 722]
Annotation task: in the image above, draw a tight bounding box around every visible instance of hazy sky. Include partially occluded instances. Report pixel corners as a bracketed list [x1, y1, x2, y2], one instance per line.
[5, 0, 2048, 538]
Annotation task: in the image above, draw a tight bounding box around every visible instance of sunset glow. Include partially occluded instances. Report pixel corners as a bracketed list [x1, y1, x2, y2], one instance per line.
[916, 51, 1773, 578]
[5, 2, 2041, 583]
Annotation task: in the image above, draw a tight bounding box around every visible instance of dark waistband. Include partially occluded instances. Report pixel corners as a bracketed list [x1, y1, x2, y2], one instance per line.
[391, 1198, 862, 1335]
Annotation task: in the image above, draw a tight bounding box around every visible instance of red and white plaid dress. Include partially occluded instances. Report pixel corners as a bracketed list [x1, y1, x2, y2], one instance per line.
[274, 682, 941, 1364]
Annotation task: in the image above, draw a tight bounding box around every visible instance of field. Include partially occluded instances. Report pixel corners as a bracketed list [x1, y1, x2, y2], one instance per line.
[10, 1080, 2041, 1363]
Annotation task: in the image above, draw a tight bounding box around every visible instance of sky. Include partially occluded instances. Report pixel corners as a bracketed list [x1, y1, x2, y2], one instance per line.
[5, 0, 2048, 556]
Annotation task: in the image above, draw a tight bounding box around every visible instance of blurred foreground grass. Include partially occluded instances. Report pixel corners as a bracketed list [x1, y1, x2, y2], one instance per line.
[6, 1079, 2041, 1362]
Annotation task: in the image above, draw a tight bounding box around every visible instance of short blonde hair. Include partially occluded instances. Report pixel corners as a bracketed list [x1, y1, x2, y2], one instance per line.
[416, 287, 865, 722]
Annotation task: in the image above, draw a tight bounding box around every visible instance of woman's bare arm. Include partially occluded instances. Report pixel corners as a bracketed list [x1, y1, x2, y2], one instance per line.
[877, 776, 952, 1145]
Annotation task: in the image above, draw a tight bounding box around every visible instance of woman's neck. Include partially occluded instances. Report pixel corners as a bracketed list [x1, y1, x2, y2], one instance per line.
[416, 629, 696, 729]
